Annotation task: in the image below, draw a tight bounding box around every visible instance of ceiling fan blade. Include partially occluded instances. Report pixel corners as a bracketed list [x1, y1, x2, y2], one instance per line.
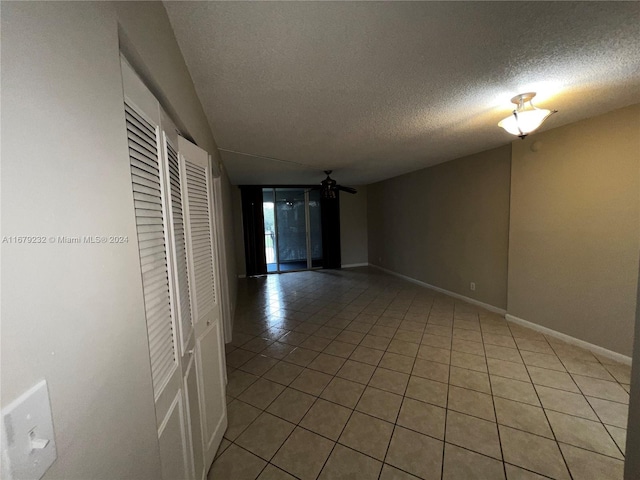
[337, 185, 357, 194]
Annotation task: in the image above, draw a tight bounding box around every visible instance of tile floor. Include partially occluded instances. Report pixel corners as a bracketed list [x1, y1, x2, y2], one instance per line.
[212, 267, 631, 480]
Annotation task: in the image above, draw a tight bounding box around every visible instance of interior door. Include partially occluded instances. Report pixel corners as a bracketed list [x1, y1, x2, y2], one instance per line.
[123, 95, 191, 480]
[179, 136, 228, 471]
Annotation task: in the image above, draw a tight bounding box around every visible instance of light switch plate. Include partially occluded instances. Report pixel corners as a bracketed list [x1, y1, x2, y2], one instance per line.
[1, 380, 57, 480]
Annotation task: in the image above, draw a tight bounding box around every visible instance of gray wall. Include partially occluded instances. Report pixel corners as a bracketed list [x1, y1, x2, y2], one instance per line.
[340, 186, 369, 266]
[368, 146, 512, 309]
[508, 104, 640, 357]
[1, 2, 236, 478]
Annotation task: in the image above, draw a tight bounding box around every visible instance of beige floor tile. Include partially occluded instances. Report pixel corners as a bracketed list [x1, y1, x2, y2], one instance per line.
[230, 333, 256, 348]
[394, 330, 423, 344]
[484, 344, 523, 363]
[267, 387, 316, 423]
[417, 345, 451, 364]
[350, 345, 385, 365]
[236, 412, 295, 460]
[369, 324, 398, 338]
[535, 385, 598, 420]
[546, 410, 622, 459]
[449, 366, 491, 394]
[562, 358, 615, 380]
[321, 377, 366, 408]
[385, 426, 443, 480]
[257, 464, 297, 480]
[336, 329, 366, 345]
[388, 339, 420, 357]
[376, 317, 402, 329]
[369, 367, 410, 395]
[299, 335, 332, 352]
[227, 370, 260, 398]
[272, 427, 335, 480]
[324, 339, 358, 358]
[586, 396, 629, 428]
[445, 411, 501, 460]
[262, 341, 297, 360]
[379, 463, 422, 479]
[290, 368, 332, 395]
[412, 358, 450, 383]
[215, 438, 231, 459]
[443, 443, 505, 480]
[559, 443, 624, 480]
[520, 351, 565, 372]
[238, 378, 285, 410]
[356, 386, 403, 422]
[379, 352, 415, 373]
[337, 359, 376, 384]
[406, 375, 448, 407]
[448, 385, 496, 421]
[452, 338, 485, 356]
[279, 331, 310, 346]
[494, 397, 553, 438]
[263, 361, 304, 386]
[572, 375, 629, 404]
[313, 325, 342, 340]
[208, 444, 267, 480]
[482, 333, 517, 349]
[339, 411, 394, 460]
[604, 363, 631, 384]
[242, 336, 275, 353]
[361, 334, 392, 351]
[487, 357, 530, 382]
[306, 352, 346, 375]
[399, 320, 425, 333]
[604, 424, 627, 453]
[225, 399, 262, 441]
[300, 398, 352, 440]
[226, 348, 257, 368]
[425, 324, 452, 338]
[504, 464, 552, 479]
[421, 333, 452, 349]
[397, 397, 446, 440]
[282, 346, 319, 367]
[453, 328, 483, 343]
[451, 351, 487, 373]
[319, 444, 382, 479]
[490, 376, 540, 406]
[346, 321, 373, 334]
[499, 425, 570, 479]
[526, 366, 579, 393]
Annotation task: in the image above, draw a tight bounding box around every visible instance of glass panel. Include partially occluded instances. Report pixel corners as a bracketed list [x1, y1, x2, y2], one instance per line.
[309, 189, 323, 268]
[262, 188, 277, 273]
[275, 188, 308, 272]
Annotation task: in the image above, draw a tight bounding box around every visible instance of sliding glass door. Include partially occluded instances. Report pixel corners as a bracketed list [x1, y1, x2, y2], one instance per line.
[263, 187, 322, 273]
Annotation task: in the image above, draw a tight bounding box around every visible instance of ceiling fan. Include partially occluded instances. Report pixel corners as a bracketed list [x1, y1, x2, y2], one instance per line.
[317, 170, 357, 200]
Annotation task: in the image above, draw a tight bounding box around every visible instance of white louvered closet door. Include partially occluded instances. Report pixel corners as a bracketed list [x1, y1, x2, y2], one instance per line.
[178, 136, 227, 470]
[122, 58, 192, 480]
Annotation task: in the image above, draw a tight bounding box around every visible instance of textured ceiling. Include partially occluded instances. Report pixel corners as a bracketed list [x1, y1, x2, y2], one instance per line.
[164, 1, 640, 186]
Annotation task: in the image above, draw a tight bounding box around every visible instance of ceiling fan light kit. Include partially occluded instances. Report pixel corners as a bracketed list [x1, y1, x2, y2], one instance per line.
[498, 92, 557, 139]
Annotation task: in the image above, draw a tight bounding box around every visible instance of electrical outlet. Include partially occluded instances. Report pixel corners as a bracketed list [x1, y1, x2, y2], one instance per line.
[470, 282, 476, 291]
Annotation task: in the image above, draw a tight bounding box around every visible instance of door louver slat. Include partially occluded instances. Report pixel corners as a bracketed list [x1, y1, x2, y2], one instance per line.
[125, 103, 176, 396]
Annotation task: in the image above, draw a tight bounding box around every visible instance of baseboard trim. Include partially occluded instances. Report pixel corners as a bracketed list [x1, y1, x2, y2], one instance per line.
[341, 263, 370, 268]
[369, 264, 506, 315]
[237, 274, 246, 279]
[505, 314, 632, 366]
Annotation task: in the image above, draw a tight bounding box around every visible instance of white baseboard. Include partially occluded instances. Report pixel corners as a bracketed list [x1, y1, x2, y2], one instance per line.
[369, 264, 506, 315]
[341, 263, 369, 268]
[505, 314, 632, 366]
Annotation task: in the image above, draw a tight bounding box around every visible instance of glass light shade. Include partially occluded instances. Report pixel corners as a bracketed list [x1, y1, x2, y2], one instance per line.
[498, 93, 556, 138]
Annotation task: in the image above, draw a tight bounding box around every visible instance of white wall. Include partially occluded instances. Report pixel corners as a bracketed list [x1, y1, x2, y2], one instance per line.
[340, 186, 369, 266]
[1, 2, 236, 478]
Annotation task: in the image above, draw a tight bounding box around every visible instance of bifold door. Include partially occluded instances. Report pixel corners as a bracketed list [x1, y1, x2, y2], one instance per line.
[122, 57, 227, 480]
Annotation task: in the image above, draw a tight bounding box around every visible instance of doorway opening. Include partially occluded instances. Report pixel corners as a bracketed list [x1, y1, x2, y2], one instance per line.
[262, 187, 323, 273]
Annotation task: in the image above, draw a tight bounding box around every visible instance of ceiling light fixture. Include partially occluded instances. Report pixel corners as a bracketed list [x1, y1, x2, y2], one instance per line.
[498, 92, 557, 139]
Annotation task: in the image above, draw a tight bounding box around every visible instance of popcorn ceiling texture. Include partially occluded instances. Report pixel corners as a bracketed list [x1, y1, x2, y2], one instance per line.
[164, 1, 640, 185]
